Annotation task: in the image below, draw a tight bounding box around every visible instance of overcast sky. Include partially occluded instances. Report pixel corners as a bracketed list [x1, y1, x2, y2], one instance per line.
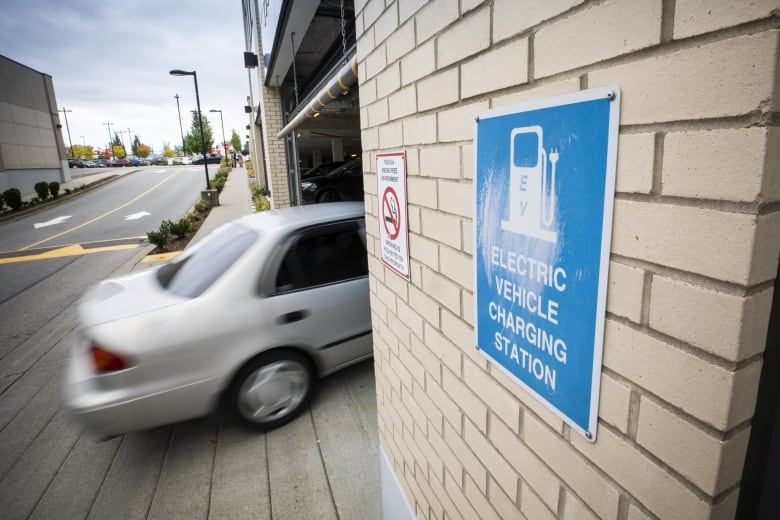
[1, 0, 256, 156]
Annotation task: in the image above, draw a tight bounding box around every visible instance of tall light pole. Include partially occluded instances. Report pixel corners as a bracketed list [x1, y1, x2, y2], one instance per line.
[170, 69, 210, 190]
[209, 109, 227, 162]
[174, 93, 186, 156]
[59, 108, 74, 158]
[103, 121, 114, 160]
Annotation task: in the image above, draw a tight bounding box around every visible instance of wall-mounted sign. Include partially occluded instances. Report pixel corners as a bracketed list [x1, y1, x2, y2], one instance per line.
[474, 86, 621, 441]
[377, 151, 410, 280]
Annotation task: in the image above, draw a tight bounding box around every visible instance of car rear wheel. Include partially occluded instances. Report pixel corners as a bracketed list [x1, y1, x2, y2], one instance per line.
[231, 350, 314, 430]
[317, 189, 340, 203]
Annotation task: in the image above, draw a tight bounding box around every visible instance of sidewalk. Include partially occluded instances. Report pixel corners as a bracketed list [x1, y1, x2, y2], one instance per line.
[189, 165, 254, 244]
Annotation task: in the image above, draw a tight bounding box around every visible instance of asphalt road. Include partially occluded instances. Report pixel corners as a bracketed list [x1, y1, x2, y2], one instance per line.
[0, 166, 208, 360]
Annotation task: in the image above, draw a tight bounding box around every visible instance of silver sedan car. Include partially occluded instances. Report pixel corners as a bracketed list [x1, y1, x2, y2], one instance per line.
[65, 202, 372, 436]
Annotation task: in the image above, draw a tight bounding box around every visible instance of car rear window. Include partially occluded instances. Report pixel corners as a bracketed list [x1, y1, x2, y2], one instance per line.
[156, 223, 257, 298]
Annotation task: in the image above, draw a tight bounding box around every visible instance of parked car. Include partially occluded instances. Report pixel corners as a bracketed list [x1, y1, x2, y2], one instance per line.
[300, 161, 346, 180]
[83, 160, 97, 168]
[110, 158, 131, 167]
[64, 202, 371, 436]
[93, 158, 111, 168]
[172, 156, 193, 165]
[68, 158, 86, 168]
[192, 153, 224, 165]
[150, 156, 169, 166]
[301, 158, 364, 204]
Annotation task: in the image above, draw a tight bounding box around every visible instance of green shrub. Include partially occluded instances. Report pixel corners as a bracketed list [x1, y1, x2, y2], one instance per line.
[0, 194, 4, 212]
[250, 182, 270, 211]
[2, 188, 22, 211]
[168, 218, 193, 238]
[146, 220, 172, 247]
[254, 194, 271, 212]
[49, 181, 60, 198]
[210, 169, 229, 192]
[194, 199, 211, 214]
[34, 182, 49, 201]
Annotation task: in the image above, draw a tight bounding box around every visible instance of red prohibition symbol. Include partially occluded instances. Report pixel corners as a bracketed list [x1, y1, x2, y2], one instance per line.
[382, 187, 401, 240]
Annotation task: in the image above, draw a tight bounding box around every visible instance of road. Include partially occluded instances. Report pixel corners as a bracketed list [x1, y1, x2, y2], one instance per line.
[0, 166, 208, 361]
[0, 167, 381, 519]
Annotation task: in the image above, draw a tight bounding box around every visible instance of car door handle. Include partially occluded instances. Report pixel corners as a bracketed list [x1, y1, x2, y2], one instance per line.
[278, 310, 309, 324]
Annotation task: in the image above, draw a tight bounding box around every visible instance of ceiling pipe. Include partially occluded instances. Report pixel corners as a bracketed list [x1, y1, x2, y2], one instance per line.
[276, 54, 358, 138]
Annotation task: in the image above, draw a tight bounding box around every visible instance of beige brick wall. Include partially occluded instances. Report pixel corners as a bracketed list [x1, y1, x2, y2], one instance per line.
[257, 83, 291, 209]
[356, 0, 779, 519]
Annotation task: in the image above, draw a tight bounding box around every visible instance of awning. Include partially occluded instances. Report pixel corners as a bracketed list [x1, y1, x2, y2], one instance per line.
[276, 55, 358, 138]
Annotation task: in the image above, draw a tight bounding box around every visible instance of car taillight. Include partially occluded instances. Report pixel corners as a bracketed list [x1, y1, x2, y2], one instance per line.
[90, 344, 132, 372]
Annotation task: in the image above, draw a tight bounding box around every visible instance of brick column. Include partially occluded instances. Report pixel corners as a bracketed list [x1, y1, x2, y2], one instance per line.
[256, 84, 291, 209]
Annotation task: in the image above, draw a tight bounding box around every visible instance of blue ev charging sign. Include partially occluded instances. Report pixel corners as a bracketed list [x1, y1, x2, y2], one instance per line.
[474, 86, 620, 441]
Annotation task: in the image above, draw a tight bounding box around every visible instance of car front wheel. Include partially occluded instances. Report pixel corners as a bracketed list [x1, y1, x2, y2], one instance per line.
[231, 350, 314, 430]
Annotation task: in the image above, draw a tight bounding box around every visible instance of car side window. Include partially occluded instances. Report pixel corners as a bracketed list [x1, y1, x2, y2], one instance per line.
[274, 219, 367, 294]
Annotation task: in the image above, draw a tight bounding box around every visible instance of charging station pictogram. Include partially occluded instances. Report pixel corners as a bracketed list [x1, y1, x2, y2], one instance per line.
[474, 86, 621, 441]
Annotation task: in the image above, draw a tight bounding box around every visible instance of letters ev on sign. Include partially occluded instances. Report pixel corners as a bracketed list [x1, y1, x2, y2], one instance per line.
[474, 86, 620, 441]
[377, 151, 410, 280]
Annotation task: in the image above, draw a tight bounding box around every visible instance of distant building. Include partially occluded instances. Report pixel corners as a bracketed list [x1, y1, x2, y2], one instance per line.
[0, 55, 70, 196]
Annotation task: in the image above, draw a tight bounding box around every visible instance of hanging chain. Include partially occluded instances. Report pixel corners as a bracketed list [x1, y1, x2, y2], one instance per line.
[340, 0, 348, 64]
[290, 32, 300, 106]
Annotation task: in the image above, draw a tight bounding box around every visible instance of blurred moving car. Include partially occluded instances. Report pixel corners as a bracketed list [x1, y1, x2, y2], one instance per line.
[110, 158, 131, 167]
[64, 202, 372, 436]
[301, 158, 364, 204]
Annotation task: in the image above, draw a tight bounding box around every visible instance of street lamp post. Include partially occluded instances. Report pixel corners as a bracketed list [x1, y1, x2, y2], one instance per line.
[174, 94, 186, 156]
[170, 69, 210, 190]
[59, 108, 74, 158]
[103, 121, 114, 160]
[209, 109, 227, 164]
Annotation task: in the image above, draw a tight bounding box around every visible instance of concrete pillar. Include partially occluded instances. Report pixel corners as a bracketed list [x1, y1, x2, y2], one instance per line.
[331, 138, 344, 161]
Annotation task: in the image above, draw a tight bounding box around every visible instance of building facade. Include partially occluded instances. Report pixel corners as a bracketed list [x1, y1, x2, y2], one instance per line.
[248, 0, 780, 518]
[0, 55, 69, 196]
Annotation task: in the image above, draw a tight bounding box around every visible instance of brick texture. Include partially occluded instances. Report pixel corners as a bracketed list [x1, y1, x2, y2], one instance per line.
[534, 0, 662, 78]
[353, 0, 780, 518]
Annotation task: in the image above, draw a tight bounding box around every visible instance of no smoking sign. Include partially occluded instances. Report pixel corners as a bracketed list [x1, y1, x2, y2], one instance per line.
[376, 152, 410, 280]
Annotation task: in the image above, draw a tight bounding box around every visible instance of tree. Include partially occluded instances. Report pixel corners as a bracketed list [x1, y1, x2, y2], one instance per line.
[184, 112, 213, 156]
[112, 133, 126, 159]
[131, 135, 142, 157]
[136, 143, 152, 159]
[230, 130, 242, 155]
[163, 146, 175, 158]
[71, 144, 94, 159]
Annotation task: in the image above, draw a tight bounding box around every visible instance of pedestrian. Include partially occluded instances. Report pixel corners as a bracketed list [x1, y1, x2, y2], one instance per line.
[231, 151, 237, 168]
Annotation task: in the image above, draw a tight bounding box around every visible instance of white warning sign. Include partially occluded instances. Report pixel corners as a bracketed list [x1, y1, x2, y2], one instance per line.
[376, 151, 410, 280]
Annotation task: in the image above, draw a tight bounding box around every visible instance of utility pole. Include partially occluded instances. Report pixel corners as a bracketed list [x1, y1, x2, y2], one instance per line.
[103, 121, 114, 160]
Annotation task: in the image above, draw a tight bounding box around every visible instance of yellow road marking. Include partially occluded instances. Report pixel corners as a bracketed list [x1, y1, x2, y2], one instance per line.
[20, 171, 179, 251]
[141, 251, 182, 263]
[0, 243, 140, 265]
